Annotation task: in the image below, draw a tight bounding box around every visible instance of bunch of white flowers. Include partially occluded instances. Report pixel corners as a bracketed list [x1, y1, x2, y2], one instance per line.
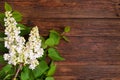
[3, 11, 44, 70]
[25, 27, 44, 69]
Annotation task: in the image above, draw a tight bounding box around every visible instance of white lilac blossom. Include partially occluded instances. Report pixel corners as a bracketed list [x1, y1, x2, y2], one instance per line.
[25, 27, 44, 69]
[4, 11, 26, 66]
[3, 11, 44, 70]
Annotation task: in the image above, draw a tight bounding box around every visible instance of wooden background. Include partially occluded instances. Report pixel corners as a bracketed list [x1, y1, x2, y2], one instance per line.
[1, 0, 120, 80]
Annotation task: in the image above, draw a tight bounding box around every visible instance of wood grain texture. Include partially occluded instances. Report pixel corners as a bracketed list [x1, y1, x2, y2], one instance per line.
[57, 36, 120, 64]
[21, 18, 120, 36]
[0, 0, 120, 80]
[0, 0, 120, 18]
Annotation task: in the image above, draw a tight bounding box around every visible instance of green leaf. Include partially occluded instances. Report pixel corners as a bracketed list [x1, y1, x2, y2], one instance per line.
[17, 24, 31, 36]
[41, 36, 48, 49]
[32, 60, 49, 78]
[29, 69, 35, 80]
[50, 30, 59, 35]
[3, 64, 12, 73]
[64, 26, 70, 33]
[48, 48, 65, 61]
[7, 66, 16, 76]
[45, 38, 55, 46]
[0, 38, 4, 42]
[0, 65, 11, 78]
[0, 69, 5, 78]
[0, 13, 5, 25]
[0, 13, 5, 22]
[13, 11, 22, 22]
[0, 64, 13, 78]
[17, 24, 26, 30]
[0, 32, 5, 42]
[47, 61, 56, 76]
[50, 30, 60, 45]
[0, 32, 5, 37]
[5, 2, 12, 11]
[62, 36, 70, 42]
[45, 77, 54, 80]
[3, 74, 13, 80]
[0, 55, 6, 64]
[21, 66, 29, 80]
[0, 42, 8, 52]
[17, 24, 30, 30]
[0, 64, 14, 79]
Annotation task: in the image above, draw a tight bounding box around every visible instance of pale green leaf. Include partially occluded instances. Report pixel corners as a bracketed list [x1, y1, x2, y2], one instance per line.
[29, 69, 35, 80]
[13, 11, 22, 22]
[47, 61, 56, 76]
[50, 30, 60, 45]
[50, 30, 59, 35]
[64, 26, 70, 33]
[21, 66, 29, 80]
[45, 77, 54, 80]
[45, 38, 55, 46]
[16, 24, 25, 30]
[16, 24, 31, 36]
[48, 48, 65, 61]
[0, 64, 13, 79]
[41, 36, 48, 49]
[17, 24, 31, 30]
[32, 60, 49, 78]
[5, 2, 12, 11]
[3, 64, 12, 73]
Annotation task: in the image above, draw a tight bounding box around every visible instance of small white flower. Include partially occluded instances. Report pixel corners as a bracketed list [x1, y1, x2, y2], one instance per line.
[3, 54, 10, 61]
[29, 59, 39, 70]
[5, 11, 12, 17]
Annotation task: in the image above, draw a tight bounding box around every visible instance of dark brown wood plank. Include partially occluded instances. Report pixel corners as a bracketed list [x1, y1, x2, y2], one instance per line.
[20, 19, 120, 37]
[54, 36, 120, 79]
[55, 76, 120, 80]
[0, 0, 38, 1]
[54, 65, 120, 80]
[51, 36, 120, 80]
[0, 0, 120, 80]
[54, 76, 78, 80]
[0, 0, 119, 18]
[57, 36, 120, 64]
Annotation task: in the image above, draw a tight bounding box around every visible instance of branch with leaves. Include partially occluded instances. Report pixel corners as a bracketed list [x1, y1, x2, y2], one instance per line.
[0, 2, 70, 80]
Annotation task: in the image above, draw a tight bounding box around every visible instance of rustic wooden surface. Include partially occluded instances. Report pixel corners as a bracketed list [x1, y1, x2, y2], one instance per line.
[1, 0, 120, 80]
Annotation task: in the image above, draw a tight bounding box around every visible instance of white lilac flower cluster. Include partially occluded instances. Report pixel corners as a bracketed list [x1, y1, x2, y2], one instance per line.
[25, 26, 44, 69]
[3, 11, 44, 70]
